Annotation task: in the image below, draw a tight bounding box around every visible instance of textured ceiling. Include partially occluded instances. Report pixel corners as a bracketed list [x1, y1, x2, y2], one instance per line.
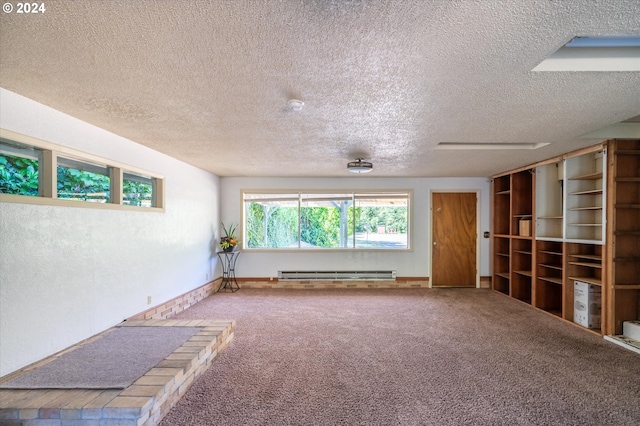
[1, 0, 639, 177]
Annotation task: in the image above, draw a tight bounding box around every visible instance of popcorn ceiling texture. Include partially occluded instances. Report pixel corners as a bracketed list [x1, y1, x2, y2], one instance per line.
[1, 0, 639, 177]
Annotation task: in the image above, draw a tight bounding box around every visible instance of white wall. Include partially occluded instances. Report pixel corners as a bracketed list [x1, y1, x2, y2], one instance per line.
[0, 89, 220, 376]
[221, 177, 491, 278]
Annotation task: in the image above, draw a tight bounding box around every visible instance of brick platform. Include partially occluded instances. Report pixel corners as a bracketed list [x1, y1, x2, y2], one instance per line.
[0, 319, 234, 426]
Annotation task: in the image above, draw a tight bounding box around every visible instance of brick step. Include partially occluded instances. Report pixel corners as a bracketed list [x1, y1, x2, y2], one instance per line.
[0, 319, 235, 426]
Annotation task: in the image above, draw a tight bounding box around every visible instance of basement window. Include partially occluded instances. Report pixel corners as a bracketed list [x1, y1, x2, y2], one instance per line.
[243, 191, 411, 250]
[123, 171, 156, 207]
[57, 156, 111, 203]
[0, 131, 165, 211]
[0, 139, 41, 196]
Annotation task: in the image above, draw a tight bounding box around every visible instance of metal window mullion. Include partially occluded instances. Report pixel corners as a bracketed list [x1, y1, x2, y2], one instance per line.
[110, 167, 123, 205]
[39, 150, 55, 198]
[152, 178, 164, 209]
[297, 193, 301, 248]
[352, 194, 356, 248]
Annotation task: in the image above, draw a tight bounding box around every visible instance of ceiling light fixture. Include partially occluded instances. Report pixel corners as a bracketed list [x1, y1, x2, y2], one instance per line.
[435, 142, 550, 150]
[287, 99, 304, 111]
[347, 158, 373, 174]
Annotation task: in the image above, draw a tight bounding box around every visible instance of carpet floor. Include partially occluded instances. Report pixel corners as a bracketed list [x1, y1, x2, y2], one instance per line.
[159, 289, 640, 426]
[1, 326, 201, 389]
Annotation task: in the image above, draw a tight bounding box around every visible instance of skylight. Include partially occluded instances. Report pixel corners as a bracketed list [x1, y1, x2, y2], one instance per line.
[435, 142, 549, 150]
[533, 36, 640, 72]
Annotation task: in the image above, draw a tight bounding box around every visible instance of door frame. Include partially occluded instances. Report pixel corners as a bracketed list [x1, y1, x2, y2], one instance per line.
[429, 190, 481, 288]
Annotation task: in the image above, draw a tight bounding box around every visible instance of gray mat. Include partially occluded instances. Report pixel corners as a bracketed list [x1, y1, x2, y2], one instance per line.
[1, 326, 200, 389]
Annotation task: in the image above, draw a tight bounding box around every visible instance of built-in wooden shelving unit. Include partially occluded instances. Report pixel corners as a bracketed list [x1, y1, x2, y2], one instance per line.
[492, 140, 640, 338]
[605, 139, 640, 335]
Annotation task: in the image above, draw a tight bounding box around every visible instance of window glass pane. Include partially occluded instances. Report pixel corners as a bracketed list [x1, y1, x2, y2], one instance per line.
[243, 191, 410, 250]
[123, 171, 154, 207]
[57, 156, 110, 203]
[0, 139, 40, 196]
[354, 195, 409, 248]
[300, 194, 353, 248]
[245, 198, 299, 248]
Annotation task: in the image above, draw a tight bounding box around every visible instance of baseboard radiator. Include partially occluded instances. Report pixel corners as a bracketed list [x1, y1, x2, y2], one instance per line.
[278, 270, 397, 281]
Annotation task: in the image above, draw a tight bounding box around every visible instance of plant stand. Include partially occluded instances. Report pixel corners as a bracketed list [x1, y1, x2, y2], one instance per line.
[217, 251, 240, 292]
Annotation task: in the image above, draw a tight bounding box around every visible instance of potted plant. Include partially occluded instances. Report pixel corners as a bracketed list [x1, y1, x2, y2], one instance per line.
[220, 222, 239, 252]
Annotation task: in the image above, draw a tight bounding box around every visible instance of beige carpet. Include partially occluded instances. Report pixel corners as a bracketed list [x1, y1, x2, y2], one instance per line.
[160, 289, 640, 426]
[1, 326, 200, 389]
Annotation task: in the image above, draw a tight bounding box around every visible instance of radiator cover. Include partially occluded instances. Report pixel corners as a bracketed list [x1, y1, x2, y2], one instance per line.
[278, 270, 396, 281]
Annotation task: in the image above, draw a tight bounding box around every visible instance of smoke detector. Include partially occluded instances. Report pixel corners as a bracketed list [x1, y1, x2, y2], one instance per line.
[287, 99, 304, 111]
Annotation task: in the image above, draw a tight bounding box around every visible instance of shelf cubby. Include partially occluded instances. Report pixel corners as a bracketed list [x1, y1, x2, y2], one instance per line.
[535, 161, 564, 240]
[511, 238, 532, 303]
[493, 175, 511, 236]
[535, 241, 564, 316]
[565, 150, 605, 243]
[511, 170, 533, 237]
[566, 243, 603, 287]
[492, 236, 510, 295]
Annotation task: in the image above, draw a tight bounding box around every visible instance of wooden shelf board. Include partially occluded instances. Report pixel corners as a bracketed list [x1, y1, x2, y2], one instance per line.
[537, 216, 563, 219]
[539, 263, 563, 270]
[614, 230, 640, 235]
[538, 276, 563, 285]
[511, 235, 533, 240]
[536, 236, 564, 242]
[569, 254, 601, 261]
[565, 238, 604, 245]
[513, 250, 532, 255]
[568, 223, 602, 227]
[568, 261, 602, 269]
[496, 190, 511, 195]
[613, 284, 640, 290]
[569, 276, 602, 286]
[569, 172, 603, 180]
[494, 234, 511, 238]
[514, 214, 533, 218]
[514, 270, 532, 277]
[495, 272, 510, 280]
[570, 189, 603, 195]
[539, 250, 562, 256]
[496, 252, 509, 257]
[614, 257, 640, 262]
[569, 206, 602, 211]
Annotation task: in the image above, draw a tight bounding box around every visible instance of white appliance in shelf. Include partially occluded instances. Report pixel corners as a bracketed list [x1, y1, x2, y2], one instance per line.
[574, 280, 602, 329]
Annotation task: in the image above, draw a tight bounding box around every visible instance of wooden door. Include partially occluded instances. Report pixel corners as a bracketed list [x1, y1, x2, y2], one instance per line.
[432, 192, 477, 287]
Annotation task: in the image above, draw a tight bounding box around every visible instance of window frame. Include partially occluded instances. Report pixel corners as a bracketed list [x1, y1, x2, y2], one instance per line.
[242, 189, 412, 252]
[0, 129, 165, 212]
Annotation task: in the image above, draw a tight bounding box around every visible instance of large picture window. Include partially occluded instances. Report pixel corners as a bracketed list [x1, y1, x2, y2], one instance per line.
[243, 191, 411, 250]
